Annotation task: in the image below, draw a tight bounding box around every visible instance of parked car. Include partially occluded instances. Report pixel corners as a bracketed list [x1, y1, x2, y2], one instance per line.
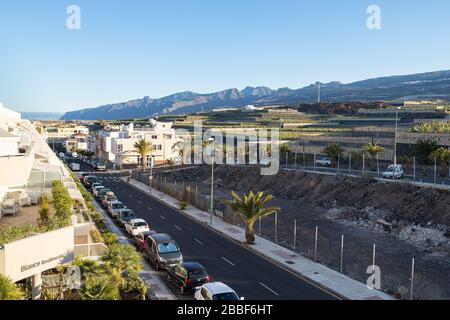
[194, 282, 242, 301]
[125, 218, 150, 236]
[69, 162, 80, 171]
[97, 188, 113, 200]
[102, 195, 118, 208]
[58, 152, 65, 158]
[167, 262, 211, 295]
[315, 156, 332, 166]
[80, 173, 89, 183]
[116, 209, 137, 226]
[133, 230, 157, 252]
[90, 182, 102, 192]
[92, 185, 105, 197]
[107, 201, 126, 218]
[382, 164, 404, 179]
[145, 233, 183, 270]
[84, 176, 98, 188]
[96, 161, 106, 171]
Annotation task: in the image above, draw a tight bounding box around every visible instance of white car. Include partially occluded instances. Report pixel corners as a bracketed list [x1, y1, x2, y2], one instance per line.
[382, 164, 404, 179]
[125, 218, 150, 236]
[108, 201, 126, 218]
[70, 162, 80, 171]
[194, 282, 243, 301]
[315, 157, 332, 166]
[92, 185, 106, 197]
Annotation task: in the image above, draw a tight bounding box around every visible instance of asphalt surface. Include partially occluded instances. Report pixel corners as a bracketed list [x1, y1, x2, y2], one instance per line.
[74, 160, 338, 300]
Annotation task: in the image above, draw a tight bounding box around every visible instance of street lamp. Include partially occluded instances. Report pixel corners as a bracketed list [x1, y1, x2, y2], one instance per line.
[149, 155, 154, 193]
[392, 106, 402, 179]
[208, 137, 215, 225]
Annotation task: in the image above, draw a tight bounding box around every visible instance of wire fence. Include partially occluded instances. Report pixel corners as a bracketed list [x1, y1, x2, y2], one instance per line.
[130, 169, 449, 300]
[282, 152, 450, 187]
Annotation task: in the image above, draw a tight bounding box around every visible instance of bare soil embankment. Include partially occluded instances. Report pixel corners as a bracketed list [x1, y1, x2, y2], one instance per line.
[160, 165, 450, 299]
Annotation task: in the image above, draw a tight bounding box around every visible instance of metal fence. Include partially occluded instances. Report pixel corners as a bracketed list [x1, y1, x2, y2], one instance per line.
[281, 152, 450, 187]
[130, 168, 449, 300]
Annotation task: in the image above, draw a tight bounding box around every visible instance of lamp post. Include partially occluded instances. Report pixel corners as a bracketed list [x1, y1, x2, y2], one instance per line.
[149, 155, 154, 193]
[208, 137, 215, 225]
[393, 107, 401, 178]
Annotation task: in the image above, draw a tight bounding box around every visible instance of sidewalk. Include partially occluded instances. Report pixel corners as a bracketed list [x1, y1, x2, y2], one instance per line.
[125, 177, 394, 300]
[88, 183, 176, 300]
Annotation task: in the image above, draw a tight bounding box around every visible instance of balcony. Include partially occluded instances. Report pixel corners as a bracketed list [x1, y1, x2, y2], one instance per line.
[0, 142, 35, 187]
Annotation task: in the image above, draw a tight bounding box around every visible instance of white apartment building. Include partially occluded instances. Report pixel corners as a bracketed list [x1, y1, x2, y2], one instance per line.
[94, 119, 179, 169]
[0, 103, 107, 299]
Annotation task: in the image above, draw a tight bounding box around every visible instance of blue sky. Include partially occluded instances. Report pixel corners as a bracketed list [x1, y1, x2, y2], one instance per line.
[1, 0, 449, 112]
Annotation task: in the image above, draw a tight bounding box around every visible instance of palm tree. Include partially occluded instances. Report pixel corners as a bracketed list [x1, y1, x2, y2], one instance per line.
[280, 143, 291, 154]
[80, 275, 120, 300]
[323, 144, 344, 167]
[223, 191, 280, 244]
[363, 142, 385, 171]
[413, 139, 438, 165]
[430, 147, 450, 177]
[102, 244, 142, 276]
[133, 138, 153, 171]
[0, 274, 25, 300]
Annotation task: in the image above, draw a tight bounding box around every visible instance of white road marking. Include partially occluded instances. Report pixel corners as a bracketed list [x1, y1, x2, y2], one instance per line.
[194, 238, 204, 246]
[129, 195, 133, 198]
[259, 282, 279, 296]
[147, 207, 153, 211]
[221, 257, 235, 266]
[174, 225, 182, 231]
[137, 200, 143, 204]
[159, 215, 166, 220]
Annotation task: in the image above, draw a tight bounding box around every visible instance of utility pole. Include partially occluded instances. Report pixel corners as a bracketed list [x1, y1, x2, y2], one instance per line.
[316, 82, 321, 103]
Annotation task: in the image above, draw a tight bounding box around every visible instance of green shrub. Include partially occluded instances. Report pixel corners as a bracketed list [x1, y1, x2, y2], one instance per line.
[101, 232, 118, 246]
[39, 194, 49, 223]
[90, 229, 104, 244]
[0, 274, 25, 300]
[179, 201, 188, 210]
[51, 181, 73, 224]
[120, 273, 147, 300]
[0, 225, 39, 245]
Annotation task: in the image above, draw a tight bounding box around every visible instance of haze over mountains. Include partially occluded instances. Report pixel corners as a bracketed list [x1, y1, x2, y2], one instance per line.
[61, 70, 450, 120]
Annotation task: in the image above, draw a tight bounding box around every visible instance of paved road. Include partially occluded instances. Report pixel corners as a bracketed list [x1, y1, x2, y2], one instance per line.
[75, 160, 338, 300]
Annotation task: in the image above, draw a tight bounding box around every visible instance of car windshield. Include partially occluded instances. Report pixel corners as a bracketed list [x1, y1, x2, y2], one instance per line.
[134, 221, 147, 227]
[123, 212, 136, 219]
[107, 197, 117, 201]
[212, 292, 239, 300]
[188, 269, 207, 278]
[113, 203, 124, 209]
[157, 242, 179, 254]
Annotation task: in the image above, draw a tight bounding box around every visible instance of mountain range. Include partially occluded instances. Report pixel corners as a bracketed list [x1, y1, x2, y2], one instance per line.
[60, 70, 450, 120]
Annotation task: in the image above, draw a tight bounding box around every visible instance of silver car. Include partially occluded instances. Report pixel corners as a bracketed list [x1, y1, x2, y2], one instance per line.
[107, 201, 126, 218]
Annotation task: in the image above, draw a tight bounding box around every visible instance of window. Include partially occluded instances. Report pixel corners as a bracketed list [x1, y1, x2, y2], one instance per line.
[153, 145, 162, 151]
[152, 135, 158, 139]
[117, 144, 123, 153]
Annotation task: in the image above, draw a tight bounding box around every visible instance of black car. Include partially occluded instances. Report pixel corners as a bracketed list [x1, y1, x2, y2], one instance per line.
[167, 262, 210, 294]
[84, 176, 98, 188]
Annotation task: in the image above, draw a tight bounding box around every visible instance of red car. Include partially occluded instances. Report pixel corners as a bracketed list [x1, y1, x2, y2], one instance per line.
[133, 230, 157, 252]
